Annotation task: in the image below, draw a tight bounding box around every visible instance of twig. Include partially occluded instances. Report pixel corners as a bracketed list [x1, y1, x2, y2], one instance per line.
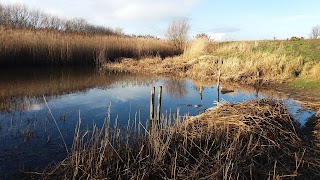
[43, 95, 69, 154]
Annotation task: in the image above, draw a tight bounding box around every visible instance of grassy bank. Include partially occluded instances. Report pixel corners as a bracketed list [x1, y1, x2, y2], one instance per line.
[37, 99, 320, 179]
[0, 26, 176, 66]
[105, 38, 320, 85]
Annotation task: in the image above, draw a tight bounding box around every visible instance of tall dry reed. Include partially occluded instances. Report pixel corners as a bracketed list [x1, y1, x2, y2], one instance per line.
[0, 27, 176, 66]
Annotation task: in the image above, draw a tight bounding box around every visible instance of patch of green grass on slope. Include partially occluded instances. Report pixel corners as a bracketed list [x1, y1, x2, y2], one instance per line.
[290, 79, 320, 89]
[282, 39, 320, 63]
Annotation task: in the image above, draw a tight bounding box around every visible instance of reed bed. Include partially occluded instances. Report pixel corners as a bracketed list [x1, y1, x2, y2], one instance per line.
[36, 99, 320, 179]
[0, 27, 176, 66]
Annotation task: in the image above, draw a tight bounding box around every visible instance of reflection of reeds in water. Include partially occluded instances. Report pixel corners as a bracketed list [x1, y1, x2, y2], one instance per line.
[38, 99, 320, 179]
[0, 68, 157, 112]
[164, 78, 188, 99]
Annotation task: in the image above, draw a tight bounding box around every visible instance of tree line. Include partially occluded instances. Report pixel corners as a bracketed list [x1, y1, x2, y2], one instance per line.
[0, 3, 121, 36]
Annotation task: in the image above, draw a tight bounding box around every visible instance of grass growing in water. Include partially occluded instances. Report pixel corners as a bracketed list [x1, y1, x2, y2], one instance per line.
[35, 99, 320, 179]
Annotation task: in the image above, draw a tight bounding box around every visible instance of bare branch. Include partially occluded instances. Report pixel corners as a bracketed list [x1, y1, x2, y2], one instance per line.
[166, 18, 190, 53]
[310, 25, 320, 39]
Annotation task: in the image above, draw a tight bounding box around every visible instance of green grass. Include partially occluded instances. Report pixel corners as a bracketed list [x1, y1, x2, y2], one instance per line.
[216, 39, 320, 63]
[282, 39, 320, 62]
[290, 79, 320, 89]
[249, 39, 320, 63]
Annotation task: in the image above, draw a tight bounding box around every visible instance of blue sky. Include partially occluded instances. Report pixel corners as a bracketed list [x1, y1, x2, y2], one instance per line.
[1, 0, 320, 40]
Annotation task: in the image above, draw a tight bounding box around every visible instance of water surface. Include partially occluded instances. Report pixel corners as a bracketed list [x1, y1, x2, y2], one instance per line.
[0, 67, 315, 179]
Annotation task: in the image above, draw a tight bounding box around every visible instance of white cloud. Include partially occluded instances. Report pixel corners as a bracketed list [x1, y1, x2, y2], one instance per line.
[0, 0, 200, 29]
[0, 0, 201, 36]
[207, 32, 226, 41]
[26, 104, 43, 111]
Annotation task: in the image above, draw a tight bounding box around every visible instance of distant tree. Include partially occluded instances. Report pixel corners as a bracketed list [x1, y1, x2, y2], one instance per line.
[195, 33, 210, 40]
[0, 4, 4, 24]
[166, 18, 190, 53]
[65, 18, 88, 32]
[0, 2, 121, 36]
[310, 25, 320, 39]
[8, 4, 30, 27]
[290, 36, 302, 41]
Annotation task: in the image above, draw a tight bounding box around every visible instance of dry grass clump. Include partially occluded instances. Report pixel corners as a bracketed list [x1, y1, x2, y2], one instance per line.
[106, 40, 307, 84]
[105, 38, 210, 79]
[183, 38, 209, 59]
[205, 41, 304, 82]
[0, 27, 176, 66]
[300, 62, 320, 81]
[311, 115, 320, 148]
[304, 111, 320, 149]
[37, 99, 320, 179]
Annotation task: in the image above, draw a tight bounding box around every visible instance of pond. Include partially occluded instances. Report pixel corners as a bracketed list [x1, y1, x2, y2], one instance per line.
[0, 67, 316, 179]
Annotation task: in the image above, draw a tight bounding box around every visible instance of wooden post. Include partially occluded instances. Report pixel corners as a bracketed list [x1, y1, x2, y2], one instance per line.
[156, 86, 162, 125]
[217, 70, 221, 104]
[255, 71, 260, 98]
[199, 86, 203, 100]
[150, 87, 155, 128]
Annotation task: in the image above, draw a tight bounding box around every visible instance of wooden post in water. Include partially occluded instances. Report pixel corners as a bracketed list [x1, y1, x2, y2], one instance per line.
[150, 87, 155, 128]
[217, 70, 221, 104]
[255, 71, 260, 98]
[199, 86, 203, 100]
[156, 86, 162, 125]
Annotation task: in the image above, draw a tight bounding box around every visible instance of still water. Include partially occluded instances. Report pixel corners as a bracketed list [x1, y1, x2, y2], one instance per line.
[0, 67, 315, 179]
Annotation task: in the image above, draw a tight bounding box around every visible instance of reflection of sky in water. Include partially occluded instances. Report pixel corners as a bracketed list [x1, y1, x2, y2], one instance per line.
[18, 78, 314, 127]
[40, 79, 262, 126]
[284, 99, 316, 126]
[0, 76, 316, 178]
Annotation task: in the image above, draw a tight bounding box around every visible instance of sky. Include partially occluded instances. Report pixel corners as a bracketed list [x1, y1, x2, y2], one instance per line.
[1, 0, 320, 41]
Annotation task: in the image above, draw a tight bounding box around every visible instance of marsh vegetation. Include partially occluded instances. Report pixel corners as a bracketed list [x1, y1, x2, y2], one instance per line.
[0, 3, 177, 67]
[38, 99, 320, 179]
[1, 68, 317, 179]
[1, 2, 320, 179]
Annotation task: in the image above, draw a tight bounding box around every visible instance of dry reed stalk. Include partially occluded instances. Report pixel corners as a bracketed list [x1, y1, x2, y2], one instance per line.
[0, 27, 176, 66]
[34, 99, 320, 180]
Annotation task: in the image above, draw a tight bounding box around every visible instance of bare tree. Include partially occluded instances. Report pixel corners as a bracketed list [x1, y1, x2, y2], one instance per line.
[310, 25, 320, 39]
[0, 4, 4, 24]
[8, 4, 30, 27]
[0, 2, 119, 35]
[65, 18, 88, 32]
[166, 18, 190, 53]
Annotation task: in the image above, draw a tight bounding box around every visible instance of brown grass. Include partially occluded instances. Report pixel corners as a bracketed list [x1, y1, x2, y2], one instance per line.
[35, 99, 320, 179]
[300, 62, 320, 81]
[0, 26, 176, 66]
[105, 39, 307, 85]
